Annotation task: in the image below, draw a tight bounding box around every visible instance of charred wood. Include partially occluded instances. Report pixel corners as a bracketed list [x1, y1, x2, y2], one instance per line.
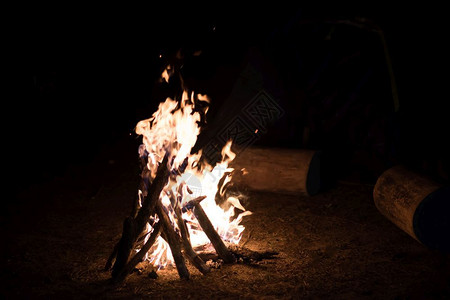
[156, 200, 190, 279]
[191, 201, 236, 263]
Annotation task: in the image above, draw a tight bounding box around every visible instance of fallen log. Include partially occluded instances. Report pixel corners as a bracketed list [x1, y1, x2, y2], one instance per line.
[230, 147, 322, 196]
[373, 165, 450, 253]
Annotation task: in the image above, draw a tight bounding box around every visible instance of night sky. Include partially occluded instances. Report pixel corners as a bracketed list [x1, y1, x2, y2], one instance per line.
[9, 4, 449, 193]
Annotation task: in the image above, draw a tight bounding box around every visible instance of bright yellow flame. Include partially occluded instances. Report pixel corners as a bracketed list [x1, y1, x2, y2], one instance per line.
[135, 87, 251, 268]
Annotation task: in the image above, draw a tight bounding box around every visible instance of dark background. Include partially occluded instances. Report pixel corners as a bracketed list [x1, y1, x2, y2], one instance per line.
[4, 5, 450, 299]
[9, 4, 449, 194]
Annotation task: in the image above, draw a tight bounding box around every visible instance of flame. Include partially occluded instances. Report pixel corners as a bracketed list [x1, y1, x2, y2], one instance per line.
[135, 83, 251, 269]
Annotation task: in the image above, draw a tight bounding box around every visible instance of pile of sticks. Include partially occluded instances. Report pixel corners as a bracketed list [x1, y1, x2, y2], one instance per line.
[105, 153, 236, 282]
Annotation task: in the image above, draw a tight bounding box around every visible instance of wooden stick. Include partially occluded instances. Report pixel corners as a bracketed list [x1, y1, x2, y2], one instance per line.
[174, 203, 210, 275]
[105, 241, 119, 271]
[182, 195, 207, 212]
[134, 156, 169, 240]
[155, 201, 190, 280]
[131, 148, 152, 218]
[191, 201, 236, 263]
[114, 222, 162, 282]
[111, 217, 136, 278]
[111, 156, 169, 280]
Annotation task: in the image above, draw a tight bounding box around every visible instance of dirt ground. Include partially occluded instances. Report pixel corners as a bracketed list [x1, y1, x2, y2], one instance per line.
[2, 138, 450, 299]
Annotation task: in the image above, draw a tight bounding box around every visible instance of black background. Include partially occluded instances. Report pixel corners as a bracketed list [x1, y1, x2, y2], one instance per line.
[8, 3, 449, 192]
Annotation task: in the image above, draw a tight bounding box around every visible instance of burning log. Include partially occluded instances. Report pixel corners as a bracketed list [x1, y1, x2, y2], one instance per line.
[155, 201, 190, 279]
[110, 156, 169, 281]
[131, 145, 153, 218]
[373, 165, 450, 253]
[186, 197, 236, 264]
[110, 217, 135, 279]
[113, 222, 162, 282]
[174, 198, 210, 275]
[107, 89, 252, 281]
[133, 156, 169, 236]
[230, 147, 322, 196]
[105, 241, 120, 272]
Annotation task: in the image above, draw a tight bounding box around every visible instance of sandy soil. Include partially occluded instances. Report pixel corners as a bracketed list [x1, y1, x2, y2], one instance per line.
[2, 139, 449, 299]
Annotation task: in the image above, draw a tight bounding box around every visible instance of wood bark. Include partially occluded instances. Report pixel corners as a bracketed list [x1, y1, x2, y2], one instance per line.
[174, 202, 210, 275]
[155, 201, 190, 279]
[114, 222, 162, 282]
[230, 147, 321, 196]
[191, 201, 235, 263]
[111, 156, 169, 280]
[374, 165, 450, 252]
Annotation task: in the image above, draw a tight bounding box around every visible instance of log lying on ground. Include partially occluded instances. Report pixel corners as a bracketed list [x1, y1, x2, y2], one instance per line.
[199, 245, 279, 265]
[373, 165, 450, 253]
[230, 147, 321, 196]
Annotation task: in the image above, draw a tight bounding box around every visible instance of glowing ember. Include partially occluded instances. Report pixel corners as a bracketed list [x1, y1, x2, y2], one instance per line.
[134, 74, 251, 269]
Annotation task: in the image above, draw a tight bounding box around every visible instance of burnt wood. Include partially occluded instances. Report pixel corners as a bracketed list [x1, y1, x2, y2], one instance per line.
[110, 156, 169, 281]
[174, 201, 210, 275]
[114, 221, 162, 282]
[155, 201, 190, 279]
[191, 201, 236, 263]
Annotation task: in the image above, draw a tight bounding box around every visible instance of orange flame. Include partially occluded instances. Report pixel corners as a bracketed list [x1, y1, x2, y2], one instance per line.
[135, 76, 251, 268]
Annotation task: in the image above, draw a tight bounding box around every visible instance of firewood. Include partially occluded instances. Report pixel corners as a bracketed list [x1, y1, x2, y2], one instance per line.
[113, 222, 162, 282]
[174, 202, 210, 275]
[191, 201, 236, 263]
[111, 156, 169, 280]
[111, 217, 136, 279]
[104, 241, 119, 271]
[182, 195, 207, 212]
[155, 201, 190, 279]
[131, 148, 152, 218]
[134, 156, 169, 240]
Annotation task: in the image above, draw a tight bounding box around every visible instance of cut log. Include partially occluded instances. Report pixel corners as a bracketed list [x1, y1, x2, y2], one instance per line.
[230, 147, 321, 196]
[191, 201, 236, 263]
[155, 201, 190, 280]
[373, 165, 450, 253]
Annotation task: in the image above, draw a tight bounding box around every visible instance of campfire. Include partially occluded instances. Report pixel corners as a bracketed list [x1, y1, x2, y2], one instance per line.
[105, 71, 254, 281]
